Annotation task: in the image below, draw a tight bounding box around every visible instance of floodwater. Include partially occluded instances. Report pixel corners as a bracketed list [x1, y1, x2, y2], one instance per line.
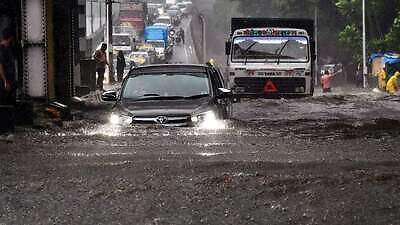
[1, 88, 400, 225]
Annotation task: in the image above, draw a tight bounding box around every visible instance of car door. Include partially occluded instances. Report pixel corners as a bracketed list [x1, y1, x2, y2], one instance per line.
[209, 67, 232, 119]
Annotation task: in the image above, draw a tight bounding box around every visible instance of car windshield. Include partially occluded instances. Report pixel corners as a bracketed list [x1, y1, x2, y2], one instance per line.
[113, 35, 131, 46]
[232, 36, 309, 63]
[122, 73, 210, 100]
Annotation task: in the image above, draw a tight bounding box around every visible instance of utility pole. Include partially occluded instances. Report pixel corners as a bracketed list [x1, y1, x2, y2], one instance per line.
[314, 4, 318, 86]
[362, 0, 368, 88]
[199, 14, 206, 63]
[90, 0, 94, 34]
[106, 0, 115, 83]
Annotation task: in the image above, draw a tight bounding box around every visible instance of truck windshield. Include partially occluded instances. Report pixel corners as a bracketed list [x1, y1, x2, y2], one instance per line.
[232, 36, 309, 63]
[113, 36, 131, 46]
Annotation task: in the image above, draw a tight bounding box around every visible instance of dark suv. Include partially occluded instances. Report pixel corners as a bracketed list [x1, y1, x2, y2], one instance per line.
[102, 64, 234, 127]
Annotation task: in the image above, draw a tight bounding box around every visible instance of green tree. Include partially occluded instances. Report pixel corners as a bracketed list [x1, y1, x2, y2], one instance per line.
[335, 0, 400, 63]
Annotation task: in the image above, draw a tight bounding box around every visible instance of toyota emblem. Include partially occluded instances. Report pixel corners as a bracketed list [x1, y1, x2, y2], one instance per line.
[156, 116, 168, 124]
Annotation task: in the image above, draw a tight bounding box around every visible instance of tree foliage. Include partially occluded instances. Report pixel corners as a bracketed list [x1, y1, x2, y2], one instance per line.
[335, 0, 400, 63]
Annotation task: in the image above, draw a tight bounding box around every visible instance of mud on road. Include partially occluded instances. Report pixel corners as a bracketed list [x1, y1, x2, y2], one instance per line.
[1, 90, 400, 225]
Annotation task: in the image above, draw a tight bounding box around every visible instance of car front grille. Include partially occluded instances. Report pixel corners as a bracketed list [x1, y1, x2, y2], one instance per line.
[234, 77, 306, 94]
[132, 115, 191, 126]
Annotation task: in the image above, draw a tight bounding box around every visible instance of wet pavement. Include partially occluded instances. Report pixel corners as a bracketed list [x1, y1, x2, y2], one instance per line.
[1, 87, 400, 224]
[169, 16, 199, 64]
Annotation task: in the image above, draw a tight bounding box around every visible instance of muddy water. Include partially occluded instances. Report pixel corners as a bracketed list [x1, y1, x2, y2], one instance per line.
[1, 90, 400, 224]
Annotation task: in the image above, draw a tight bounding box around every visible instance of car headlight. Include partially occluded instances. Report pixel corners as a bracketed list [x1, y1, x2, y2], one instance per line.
[109, 113, 133, 125]
[191, 110, 217, 123]
[192, 110, 226, 130]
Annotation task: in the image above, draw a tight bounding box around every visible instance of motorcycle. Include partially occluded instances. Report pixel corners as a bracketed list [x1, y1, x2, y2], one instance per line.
[175, 36, 181, 45]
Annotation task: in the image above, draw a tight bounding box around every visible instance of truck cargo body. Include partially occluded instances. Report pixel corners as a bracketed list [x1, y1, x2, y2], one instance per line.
[119, 2, 148, 35]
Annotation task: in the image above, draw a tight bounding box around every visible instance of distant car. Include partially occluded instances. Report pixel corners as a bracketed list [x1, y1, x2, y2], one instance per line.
[166, 7, 181, 22]
[128, 51, 152, 67]
[136, 44, 157, 63]
[154, 15, 172, 28]
[102, 64, 234, 127]
[176, 2, 186, 10]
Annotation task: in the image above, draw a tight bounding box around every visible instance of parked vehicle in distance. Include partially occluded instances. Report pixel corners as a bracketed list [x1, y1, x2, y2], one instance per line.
[102, 64, 234, 127]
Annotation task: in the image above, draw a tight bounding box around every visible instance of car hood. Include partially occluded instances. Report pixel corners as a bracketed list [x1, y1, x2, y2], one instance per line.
[116, 97, 213, 117]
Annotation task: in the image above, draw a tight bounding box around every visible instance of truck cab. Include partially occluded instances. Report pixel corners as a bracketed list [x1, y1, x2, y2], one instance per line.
[112, 33, 134, 55]
[226, 18, 316, 98]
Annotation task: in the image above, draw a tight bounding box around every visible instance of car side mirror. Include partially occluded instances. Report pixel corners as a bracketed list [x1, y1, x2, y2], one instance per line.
[102, 91, 117, 102]
[216, 88, 232, 99]
[225, 41, 231, 55]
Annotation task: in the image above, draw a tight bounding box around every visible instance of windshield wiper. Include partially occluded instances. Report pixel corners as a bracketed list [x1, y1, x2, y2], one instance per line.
[184, 94, 210, 99]
[243, 42, 258, 65]
[143, 93, 161, 97]
[276, 40, 291, 65]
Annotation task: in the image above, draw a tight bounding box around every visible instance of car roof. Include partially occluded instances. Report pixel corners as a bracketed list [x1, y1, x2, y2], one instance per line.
[129, 64, 209, 75]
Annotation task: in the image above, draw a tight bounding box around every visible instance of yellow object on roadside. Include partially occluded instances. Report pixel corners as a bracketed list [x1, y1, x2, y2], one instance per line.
[386, 72, 400, 95]
[377, 69, 387, 91]
[207, 58, 216, 66]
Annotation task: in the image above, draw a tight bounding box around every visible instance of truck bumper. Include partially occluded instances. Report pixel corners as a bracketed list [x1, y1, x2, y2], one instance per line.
[229, 76, 313, 98]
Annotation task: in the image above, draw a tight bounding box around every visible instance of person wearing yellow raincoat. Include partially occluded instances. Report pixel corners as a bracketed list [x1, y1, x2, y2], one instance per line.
[386, 71, 400, 95]
[377, 68, 387, 91]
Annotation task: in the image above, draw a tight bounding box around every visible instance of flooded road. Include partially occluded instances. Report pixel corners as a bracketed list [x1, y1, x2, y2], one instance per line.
[1, 89, 400, 224]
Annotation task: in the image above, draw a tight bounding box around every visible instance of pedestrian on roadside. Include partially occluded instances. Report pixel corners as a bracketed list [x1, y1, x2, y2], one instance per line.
[116, 51, 126, 82]
[0, 28, 16, 105]
[377, 67, 387, 91]
[386, 71, 400, 95]
[179, 27, 185, 44]
[321, 70, 335, 93]
[94, 43, 109, 91]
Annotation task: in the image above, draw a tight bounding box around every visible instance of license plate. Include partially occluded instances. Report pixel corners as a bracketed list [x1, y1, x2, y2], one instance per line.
[257, 71, 283, 76]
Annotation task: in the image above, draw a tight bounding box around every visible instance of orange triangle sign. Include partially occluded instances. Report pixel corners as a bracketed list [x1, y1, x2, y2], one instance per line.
[264, 80, 278, 93]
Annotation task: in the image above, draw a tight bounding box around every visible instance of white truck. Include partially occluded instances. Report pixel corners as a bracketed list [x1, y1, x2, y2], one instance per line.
[112, 33, 135, 56]
[225, 18, 316, 98]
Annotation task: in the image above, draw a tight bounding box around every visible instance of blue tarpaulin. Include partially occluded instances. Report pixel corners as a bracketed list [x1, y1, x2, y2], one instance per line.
[368, 52, 384, 64]
[383, 53, 400, 65]
[369, 52, 400, 65]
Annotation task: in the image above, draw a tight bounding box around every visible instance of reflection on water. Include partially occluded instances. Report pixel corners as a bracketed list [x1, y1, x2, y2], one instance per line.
[196, 152, 227, 157]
